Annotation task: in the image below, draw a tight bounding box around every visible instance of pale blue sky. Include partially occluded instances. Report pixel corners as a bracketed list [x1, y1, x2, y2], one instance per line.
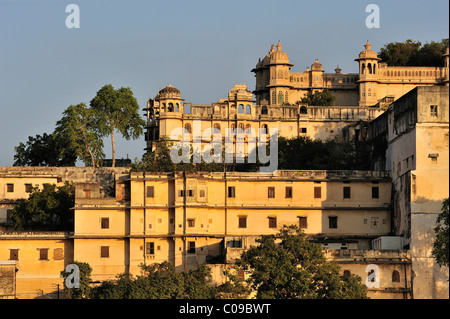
[0, 0, 448, 166]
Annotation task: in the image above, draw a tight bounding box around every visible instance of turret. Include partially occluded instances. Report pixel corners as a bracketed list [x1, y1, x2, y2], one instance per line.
[355, 41, 381, 106]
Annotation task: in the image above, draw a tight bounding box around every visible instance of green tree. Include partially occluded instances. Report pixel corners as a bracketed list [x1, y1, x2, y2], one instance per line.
[90, 84, 145, 167]
[299, 89, 336, 106]
[9, 182, 75, 231]
[54, 103, 105, 167]
[13, 132, 77, 166]
[277, 136, 371, 170]
[378, 38, 449, 66]
[378, 39, 422, 66]
[235, 225, 368, 299]
[89, 261, 216, 299]
[432, 198, 449, 267]
[60, 261, 93, 299]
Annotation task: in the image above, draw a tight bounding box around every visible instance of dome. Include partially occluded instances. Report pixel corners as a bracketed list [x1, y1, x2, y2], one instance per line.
[311, 59, 323, 71]
[157, 84, 181, 99]
[268, 41, 290, 63]
[357, 41, 380, 60]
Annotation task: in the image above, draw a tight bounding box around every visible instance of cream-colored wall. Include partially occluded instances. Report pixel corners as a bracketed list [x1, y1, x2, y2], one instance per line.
[73, 238, 126, 281]
[75, 209, 126, 236]
[0, 236, 69, 298]
[0, 176, 59, 200]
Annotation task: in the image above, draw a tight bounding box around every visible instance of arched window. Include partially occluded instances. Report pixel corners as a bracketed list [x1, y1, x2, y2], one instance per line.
[238, 123, 245, 131]
[261, 105, 268, 115]
[184, 123, 192, 133]
[230, 123, 236, 130]
[245, 124, 251, 132]
[175, 103, 179, 112]
[238, 104, 244, 114]
[168, 103, 174, 112]
[361, 63, 366, 74]
[278, 92, 283, 105]
[230, 104, 236, 114]
[162, 103, 166, 111]
[245, 104, 251, 114]
[368, 63, 372, 74]
[392, 270, 400, 282]
[261, 124, 268, 134]
[213, 123, 221, 130]
[373, 64, 376, 74]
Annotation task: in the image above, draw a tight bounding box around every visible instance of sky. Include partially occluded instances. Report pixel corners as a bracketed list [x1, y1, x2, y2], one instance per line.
[0, 0, 448, 166]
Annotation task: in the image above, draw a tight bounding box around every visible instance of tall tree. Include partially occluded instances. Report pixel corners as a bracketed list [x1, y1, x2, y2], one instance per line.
[54, 103, 104, 167]
[13, 132, 77, 166]
[235, 225, 368, 299]
[90, 84, 145, 167]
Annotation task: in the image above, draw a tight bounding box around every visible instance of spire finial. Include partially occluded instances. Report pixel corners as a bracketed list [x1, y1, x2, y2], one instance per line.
[270, 44, 275, 53]
[276, 40, 282, 51]
[365, 40, 372, 50]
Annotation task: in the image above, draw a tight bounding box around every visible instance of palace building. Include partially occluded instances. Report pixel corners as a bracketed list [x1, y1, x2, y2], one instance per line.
[144, 42, 449, 152]
[0, 42, 448, 299]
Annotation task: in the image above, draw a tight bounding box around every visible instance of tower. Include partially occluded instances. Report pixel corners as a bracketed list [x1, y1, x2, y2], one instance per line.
[355, 41, 381, 107]
[251, 41, 294, 106]
[145, 84, 184, 152]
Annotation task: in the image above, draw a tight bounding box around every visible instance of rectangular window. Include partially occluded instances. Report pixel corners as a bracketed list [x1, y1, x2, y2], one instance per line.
[6, 184, 14, 192]
[188, 189, 194, 197]
[100, 246, 109, 258]
[300, 128, 307, 133]
[25, 184, 32, 193]
[146, 186, 154, 198]
[314, 187, 322, 199]
[228, 186, 235, 198]
[299, 217, 307, 229]
[10, 249, 19, 260]
[372, 187, 379, 199]
[84, 190, 91, 199]
[179, 190, 185, 197]
[285, 187, 292, 198]
[39, 248, 49, 260]
[430, 105, 438, 117]
[268, 217, 277, 228]
[268, 187, 275, 198]
[188, 241, 196, 254]
[343, 187, 351, 199]
[146, 242, 155, 255]
[238, 216, 247, 228]
[199, 190, 205, 198]
[371, 217, 379, 228]
[187, 219, 195, 227]
[329, 216, 338, 229]
[101, 217, 110, 229]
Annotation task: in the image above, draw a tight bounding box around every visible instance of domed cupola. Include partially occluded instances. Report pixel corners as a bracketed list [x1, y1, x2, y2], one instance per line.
[268, 41, 292, 66]
[157, 84, 181, 99]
